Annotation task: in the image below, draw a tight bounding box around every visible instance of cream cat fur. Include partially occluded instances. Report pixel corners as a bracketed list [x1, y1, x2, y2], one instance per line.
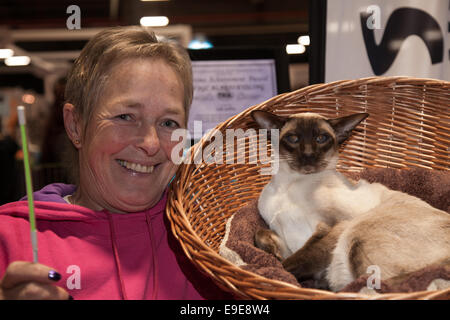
[252, 110, 450, 292]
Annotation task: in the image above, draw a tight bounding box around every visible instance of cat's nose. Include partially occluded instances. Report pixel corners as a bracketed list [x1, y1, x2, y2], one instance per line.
[304, 144, 313, 155]
[301, 154, 316, 165]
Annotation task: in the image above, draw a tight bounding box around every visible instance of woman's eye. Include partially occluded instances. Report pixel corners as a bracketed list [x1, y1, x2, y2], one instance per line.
[285, 134, 299, 144]
[161, 119, 179, 128]
[316, 134, 329, 144]
[117, 114, 132, 121]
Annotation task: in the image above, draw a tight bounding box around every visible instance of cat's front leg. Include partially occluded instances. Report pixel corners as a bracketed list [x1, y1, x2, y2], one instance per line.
[282, 222, 347, 285]
[282, 222, 333, 280]
[254, 228, 289, 261]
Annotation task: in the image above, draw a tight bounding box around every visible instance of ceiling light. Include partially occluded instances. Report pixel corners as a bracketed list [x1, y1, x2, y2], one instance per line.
[188, 35, 213, 50]
[22, 93, 35, 104]
[140, 16, 169, 27]
[5, 56, 31, 66]
[188, 39, 213, 50]
[286, 44, 305, 55]
[0, 49, 14, 59]
[298, 35, 310, 46]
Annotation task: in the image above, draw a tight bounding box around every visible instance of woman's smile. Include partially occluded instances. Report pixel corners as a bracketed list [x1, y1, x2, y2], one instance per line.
[116, 159, 156, 174]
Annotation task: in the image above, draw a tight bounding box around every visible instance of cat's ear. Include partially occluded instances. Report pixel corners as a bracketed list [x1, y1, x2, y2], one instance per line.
[251, 110, 288, 130]
[327, 113, 369, 144]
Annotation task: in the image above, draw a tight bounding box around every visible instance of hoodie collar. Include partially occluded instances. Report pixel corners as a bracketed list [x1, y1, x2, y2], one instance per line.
[5, 183, 168, 221]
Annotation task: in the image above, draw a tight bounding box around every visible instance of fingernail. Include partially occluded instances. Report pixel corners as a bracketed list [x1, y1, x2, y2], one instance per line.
[48, 270, 61, 282]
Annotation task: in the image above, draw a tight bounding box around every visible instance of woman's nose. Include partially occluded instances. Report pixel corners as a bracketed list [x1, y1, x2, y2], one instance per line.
[136, 125, 160, 156]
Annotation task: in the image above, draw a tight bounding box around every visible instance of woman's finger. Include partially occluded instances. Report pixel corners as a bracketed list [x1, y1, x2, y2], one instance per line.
[1, 261, 62, 289]
[3, 281, 70, 300]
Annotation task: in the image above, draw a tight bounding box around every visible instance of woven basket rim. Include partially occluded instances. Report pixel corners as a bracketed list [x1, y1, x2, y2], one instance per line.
[195, 76, 449, 151]
[167, 76, 450, 300]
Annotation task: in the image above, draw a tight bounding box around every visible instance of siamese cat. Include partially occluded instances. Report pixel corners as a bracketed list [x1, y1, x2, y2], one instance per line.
[251, 110, 450, 292]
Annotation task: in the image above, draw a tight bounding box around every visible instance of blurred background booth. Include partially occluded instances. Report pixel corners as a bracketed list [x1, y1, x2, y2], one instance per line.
[0, 0, 449, 204]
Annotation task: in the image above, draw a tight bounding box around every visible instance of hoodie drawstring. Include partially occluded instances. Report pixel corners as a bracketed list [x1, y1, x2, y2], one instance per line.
[145, 214, 158, 300]
[107, 212, 158, 300]
[107, 213, 128, 300]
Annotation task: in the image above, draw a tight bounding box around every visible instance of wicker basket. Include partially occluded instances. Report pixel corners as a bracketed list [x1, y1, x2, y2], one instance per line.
[166, 76, 450, 300]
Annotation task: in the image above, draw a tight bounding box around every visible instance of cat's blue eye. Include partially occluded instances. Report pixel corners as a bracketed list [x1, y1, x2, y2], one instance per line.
[316, 134, 329, 144]
[285, 134, 299, 144]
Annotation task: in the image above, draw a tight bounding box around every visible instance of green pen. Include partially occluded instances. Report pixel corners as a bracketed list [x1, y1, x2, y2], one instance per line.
[17, 105, 38, 263]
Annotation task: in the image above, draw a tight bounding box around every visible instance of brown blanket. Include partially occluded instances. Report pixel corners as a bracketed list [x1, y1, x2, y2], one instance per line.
[219, 168, 450, 293]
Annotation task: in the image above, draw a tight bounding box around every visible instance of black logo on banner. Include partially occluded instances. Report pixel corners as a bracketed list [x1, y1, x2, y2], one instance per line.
[360, 7, 443, 75]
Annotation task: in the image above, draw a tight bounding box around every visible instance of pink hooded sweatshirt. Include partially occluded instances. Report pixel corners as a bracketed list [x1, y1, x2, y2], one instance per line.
[0, 183, 231, 300]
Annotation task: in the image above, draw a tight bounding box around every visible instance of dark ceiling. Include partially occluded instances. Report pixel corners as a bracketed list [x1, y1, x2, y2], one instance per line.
[0, 0, 308, 29]
[0, 0, 309, 57]
[0, 0, 310, 93]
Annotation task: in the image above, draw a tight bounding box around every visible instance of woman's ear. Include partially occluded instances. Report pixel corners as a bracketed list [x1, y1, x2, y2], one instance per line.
[63, 103, 82, 148]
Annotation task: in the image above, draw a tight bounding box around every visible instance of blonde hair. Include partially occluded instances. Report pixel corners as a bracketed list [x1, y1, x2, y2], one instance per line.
[64, 26, 193, 184]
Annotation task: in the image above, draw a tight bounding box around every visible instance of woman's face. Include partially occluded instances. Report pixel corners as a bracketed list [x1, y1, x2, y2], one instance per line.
[77, 58, 185, 213]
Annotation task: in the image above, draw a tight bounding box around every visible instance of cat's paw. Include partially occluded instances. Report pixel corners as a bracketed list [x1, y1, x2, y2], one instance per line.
[282, 255, 299, 274]
[254, 228, 283, 261]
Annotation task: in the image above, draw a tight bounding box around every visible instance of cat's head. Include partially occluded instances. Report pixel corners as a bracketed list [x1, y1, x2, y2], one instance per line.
[251, 111, 369, 174]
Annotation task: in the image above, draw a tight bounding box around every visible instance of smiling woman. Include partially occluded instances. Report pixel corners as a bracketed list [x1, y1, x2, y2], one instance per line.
[65, 58, 186, 213]
[64, 27, 193, 187]
[0, 26, 230, 300]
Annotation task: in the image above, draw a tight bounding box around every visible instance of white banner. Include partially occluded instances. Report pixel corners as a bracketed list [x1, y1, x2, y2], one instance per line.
[325, 0, 450, 82]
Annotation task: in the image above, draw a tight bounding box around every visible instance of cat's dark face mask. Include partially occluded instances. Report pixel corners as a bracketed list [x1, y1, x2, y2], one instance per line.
[251, 110, 369, 175]
[279, 116, 338, 174]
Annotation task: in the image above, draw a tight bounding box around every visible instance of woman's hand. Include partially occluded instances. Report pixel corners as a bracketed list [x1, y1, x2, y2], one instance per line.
[0, 261, 71, 300]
